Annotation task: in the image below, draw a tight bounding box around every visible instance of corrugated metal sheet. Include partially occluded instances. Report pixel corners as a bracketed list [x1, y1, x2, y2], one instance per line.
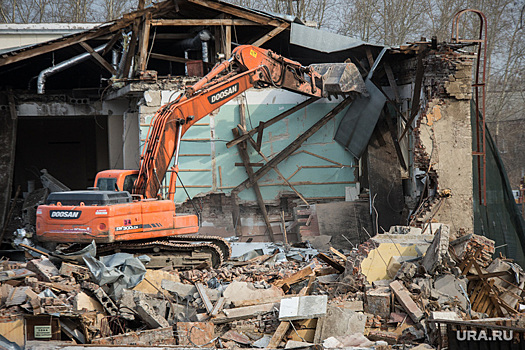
[290, 23, 381, 53]
[334, 48, 388, 158]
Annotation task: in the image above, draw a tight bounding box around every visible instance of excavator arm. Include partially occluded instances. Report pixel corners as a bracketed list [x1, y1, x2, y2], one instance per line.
[134, 45, 363, 199]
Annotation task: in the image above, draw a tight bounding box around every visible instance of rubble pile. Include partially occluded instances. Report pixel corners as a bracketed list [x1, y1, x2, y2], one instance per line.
[1, 224, 525, 349]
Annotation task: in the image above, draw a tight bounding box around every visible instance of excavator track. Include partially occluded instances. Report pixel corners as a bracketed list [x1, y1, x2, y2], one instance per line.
[96, 235, 231, 270]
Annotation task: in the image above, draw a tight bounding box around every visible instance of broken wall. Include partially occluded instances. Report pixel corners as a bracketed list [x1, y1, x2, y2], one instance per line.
[416, 54, 475, 234]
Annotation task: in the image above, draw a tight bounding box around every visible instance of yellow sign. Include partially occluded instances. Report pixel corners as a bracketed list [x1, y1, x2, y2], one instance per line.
[250, 49, 257, 58]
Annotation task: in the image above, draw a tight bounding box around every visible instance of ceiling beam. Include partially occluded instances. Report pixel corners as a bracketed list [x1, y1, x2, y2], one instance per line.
[251, 22, 289, 47]
[150, 18, 258, 26]
[187, 0, 284, 26]
[79, 42, 116, 75]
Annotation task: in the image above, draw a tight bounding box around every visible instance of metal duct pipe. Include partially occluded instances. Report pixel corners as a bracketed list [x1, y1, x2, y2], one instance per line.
[37, 44, 106, 94]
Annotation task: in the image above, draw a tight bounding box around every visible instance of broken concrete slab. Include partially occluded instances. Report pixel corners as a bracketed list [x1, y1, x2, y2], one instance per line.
[314, 305, 366, 343]
[215, 302, 278, 323]
[26, 257, 59, 282]
[433, 274, 467, 309]
[133, 269, 180, 294]
[135, 299, 169, 328]
[364, 286, 391, 318]
[285, 340, 314, 349]
[6, 287, 30, 307]
[224, 281, 284, 305]
[221, 329, 251, 345]
[73, 292, 105, 313]
[91, 326, 175, 345]
[361, 243, 421, 282]
[422, 224, 450, 274]
[279, 295, 327, 321]
[390, 280, 424, 323]
[322, 334, 374, 348]
[161, 280, 220, 302]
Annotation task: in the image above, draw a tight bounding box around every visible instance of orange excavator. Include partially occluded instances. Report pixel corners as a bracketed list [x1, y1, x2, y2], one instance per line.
[34, 45, 364, 269]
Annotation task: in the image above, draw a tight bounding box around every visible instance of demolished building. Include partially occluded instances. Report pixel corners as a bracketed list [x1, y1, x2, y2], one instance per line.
[0, 1, 525, 348]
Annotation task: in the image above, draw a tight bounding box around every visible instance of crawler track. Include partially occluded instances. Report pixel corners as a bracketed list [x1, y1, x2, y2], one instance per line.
[97, 235, 231, 269]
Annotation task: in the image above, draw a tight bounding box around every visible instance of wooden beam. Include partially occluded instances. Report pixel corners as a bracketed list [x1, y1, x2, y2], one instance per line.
[0, 0, 175, 67]
[400, 45, 427, 141]
[187, 0, 283, 26]
[0, 29, 109, 67]
[233, 96, 354, 194]
[122, 19, 140, 78]
[233, 128, 275, 242]
[137, 13, 152, 72]
[251, 23, 289, 47]
[79, 42, 116, 75]
[150, 19, 257, 26]
[101, 30, 122, 56]
[237, 123, 309, 207]
[149, 52, 190, 64]
[225, 25, 231, 59]
[226, 97, 319, 148]
[382, 109, 407, 170]
[383, 61, 400, 103]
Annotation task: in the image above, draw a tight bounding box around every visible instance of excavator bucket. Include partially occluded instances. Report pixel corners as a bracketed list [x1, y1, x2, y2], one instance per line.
[310, 63, 367, 97]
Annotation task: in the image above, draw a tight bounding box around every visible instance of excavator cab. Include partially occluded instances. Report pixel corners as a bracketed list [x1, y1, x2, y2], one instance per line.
[94, 170, 139, 193]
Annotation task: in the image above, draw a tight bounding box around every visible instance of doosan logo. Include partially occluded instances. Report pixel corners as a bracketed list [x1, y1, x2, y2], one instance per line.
[50, 210, 81, 219]
[208, 83, 239, 104]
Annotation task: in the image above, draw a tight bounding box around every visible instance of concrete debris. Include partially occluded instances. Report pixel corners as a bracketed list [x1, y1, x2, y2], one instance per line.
[0, 224, 523, 348]
[279, 295, 328, 321]
[421, 224, 451, 274]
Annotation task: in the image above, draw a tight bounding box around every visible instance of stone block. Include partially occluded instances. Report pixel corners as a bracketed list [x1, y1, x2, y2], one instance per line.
[279, 295, 327, 321]
[364, 287, 391, 318]
[223, 281, 284, 305]
[314, 306, 366, 343]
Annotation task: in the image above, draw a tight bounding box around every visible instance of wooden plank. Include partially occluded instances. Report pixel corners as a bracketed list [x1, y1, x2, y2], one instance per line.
[256, 121, 264, 151]
[149, 52, 190, 63]
[233, 127, 275, 242]
[236, 124, 310, 207]
[317, 253, 345, 273]
[383, 62, 400, 103]
[225, 24, 231, 59]
[400, 45, 427, 140]
[329, 247, 347, 262]
[274, 266, 313, 288]
[150, 19, 257, 26]
[79, 42, 116, 75]
[267, 321, 290, 349]
[122, 19, 140, 78]
[0, 0, 175, 67]
[251, 23, 289, 47]
[187, 0, 283, 26]
[138, 13, 152, 72]
[233, 96, 354, 193]
[226, 97, 319, 148]
[101, 31, 122, 56]
[382, 109, 407, 170]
